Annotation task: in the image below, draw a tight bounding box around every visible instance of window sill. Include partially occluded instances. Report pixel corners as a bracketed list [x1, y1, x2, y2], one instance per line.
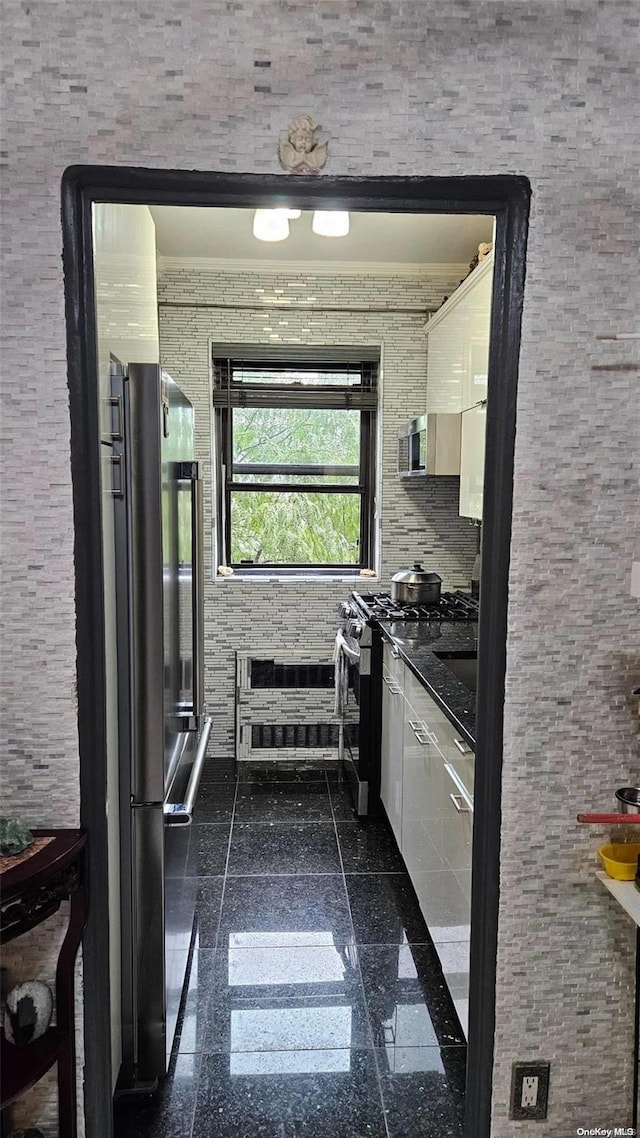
[214, 573, 380, 586]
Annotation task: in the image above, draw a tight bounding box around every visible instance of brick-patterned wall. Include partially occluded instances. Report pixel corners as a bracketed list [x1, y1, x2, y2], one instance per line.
[157, 259, 478, 760]
[2, 2, 639, 1133]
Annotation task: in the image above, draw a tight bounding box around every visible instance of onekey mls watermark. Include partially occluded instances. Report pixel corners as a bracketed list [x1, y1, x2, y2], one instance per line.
[575, 1128, 636, 1136]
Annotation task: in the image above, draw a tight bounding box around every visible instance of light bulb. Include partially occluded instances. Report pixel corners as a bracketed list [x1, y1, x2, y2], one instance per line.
[253, 209, 290, 242]
[311, 210, 350, 237]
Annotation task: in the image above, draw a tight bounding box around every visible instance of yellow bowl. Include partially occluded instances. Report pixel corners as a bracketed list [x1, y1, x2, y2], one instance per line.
[598, 843, 640, 881]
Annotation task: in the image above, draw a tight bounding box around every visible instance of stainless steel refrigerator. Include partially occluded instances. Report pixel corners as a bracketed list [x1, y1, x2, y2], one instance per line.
[110, 362, 212, 1090]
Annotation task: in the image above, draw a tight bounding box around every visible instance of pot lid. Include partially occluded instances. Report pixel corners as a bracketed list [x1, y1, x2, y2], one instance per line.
[391, 563, 442, 585]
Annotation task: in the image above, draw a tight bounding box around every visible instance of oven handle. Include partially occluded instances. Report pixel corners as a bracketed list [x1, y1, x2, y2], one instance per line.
[336, 628, 361, 664]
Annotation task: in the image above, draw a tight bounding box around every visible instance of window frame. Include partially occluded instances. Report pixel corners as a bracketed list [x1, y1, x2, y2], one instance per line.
[212, 352, 378, 573]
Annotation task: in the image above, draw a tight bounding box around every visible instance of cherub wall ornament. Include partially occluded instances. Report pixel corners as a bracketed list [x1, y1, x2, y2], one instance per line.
[278, 115, 328, 174]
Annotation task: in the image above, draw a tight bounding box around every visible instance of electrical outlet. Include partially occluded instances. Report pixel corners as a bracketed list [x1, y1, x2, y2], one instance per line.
[510, 1063, 550, 1120]
[522, 1076, 538, 1108]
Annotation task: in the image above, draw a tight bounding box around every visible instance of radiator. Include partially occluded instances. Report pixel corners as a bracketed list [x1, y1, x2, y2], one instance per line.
[235, 651, 343, 764]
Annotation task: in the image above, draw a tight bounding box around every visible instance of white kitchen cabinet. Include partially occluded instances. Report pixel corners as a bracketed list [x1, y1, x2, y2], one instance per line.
[386, 652, 474, 1035]
[459, 402, 487, 520]
[424, 316, 467, 414]
[425, 252, 494, 416]
[381, 648, 475, 908]
[424, 253, 492, 524]
[380, 641, 405, 847]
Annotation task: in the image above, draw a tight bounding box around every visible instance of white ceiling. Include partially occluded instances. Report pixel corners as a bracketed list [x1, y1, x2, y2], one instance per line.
[150, 206, 494, 266]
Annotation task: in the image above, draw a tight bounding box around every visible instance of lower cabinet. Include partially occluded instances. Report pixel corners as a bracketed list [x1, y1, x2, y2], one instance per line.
[380, 647, 475, 1035]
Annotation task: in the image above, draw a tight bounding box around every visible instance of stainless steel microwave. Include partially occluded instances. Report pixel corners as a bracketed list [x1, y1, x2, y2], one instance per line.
[397, 416, 427, 476]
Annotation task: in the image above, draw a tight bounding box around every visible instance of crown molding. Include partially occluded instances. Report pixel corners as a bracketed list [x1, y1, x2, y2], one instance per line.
[157, 255, 470, 279]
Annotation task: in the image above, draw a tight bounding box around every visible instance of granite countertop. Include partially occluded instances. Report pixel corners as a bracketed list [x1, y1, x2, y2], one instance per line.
[378, 619, 478, 749]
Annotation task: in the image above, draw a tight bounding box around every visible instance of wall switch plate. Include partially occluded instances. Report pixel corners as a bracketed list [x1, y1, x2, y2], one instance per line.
[510, 1062, 550, 1120]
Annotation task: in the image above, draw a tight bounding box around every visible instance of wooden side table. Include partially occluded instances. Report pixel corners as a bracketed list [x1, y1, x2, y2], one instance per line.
[1, 829, 88, 1138]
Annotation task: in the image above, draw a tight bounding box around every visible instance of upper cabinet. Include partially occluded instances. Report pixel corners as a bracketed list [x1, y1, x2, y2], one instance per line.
[425, 252, 494, 415]
[459, 402, 487, 520]
[424, 252, 494, 519]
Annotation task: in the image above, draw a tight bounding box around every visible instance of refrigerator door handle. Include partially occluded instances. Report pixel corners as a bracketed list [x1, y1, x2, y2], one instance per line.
[191, 464, 205, 725]
[176, 461, 205, 729]
[164, 716, 212, 825]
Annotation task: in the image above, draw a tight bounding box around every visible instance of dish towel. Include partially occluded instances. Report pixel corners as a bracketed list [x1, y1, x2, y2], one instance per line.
[333, 631, 349, 717]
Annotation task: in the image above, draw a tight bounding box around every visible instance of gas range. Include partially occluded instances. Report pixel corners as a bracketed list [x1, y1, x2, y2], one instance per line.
[335, 588, 478, 819]
[350, 590, 479, 623]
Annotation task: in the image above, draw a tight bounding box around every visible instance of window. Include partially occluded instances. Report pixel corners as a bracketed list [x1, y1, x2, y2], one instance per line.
[213, 347, 378, 572]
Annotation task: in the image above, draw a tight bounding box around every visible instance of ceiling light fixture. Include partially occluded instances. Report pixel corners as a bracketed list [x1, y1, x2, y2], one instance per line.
[253, 209, 290, 242]
[311, 210, 350, 237]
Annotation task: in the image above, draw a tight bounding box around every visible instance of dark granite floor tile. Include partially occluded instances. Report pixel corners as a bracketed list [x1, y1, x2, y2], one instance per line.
[205, 990, 373, 1056]
[239, 767, 330, 783]
[194, 876, 225, 949]
[228, 822, 341, 876]
[204, 941, 371, 1053]
[327, 778, 357, 820]
[113, 1052, 200, 1138]
[200, 757, 238, 783]
[192, 1048, 387, 1137]
[174, 948, 215, 1055]
[194, 781, 236, 823]
[335, 821, 405, 873]
[185, 823, 230, 877]
[234, 780, 332, 822]
[377, 1044, 466, 1138]
[345, 873, 431, 946]
[218, 874, 354, 948]
[357, 944, 466, 1049]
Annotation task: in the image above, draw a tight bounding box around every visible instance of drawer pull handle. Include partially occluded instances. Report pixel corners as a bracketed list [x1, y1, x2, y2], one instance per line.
[409, 720, 429, 744]
[444, 761, 474, 813]
[450, 793, 470, 814]
[454, 737, 472, 755]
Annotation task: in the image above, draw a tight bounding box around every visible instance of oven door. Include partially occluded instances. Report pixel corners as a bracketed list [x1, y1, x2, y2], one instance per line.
[335, 629, 370, 815]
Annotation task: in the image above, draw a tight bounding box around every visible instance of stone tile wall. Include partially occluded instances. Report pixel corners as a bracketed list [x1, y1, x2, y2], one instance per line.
[2, 2, 639, 1133]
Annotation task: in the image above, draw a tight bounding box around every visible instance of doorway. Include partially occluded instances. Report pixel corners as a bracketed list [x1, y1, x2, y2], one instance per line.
[62, 168, 529, 1138]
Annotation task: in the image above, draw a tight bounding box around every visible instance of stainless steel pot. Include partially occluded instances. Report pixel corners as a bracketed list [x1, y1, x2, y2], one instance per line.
[391, 563, 442, 605]
[615, 787, 640, 814]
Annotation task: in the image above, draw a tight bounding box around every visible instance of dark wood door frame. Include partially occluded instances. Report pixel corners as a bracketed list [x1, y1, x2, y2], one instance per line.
[61, 167, 529, 1138]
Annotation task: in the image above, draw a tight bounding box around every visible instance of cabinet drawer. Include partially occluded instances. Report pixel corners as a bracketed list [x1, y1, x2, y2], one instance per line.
[441, 762, 473, 872]
[405, 672, 474, 769]
[383, 640, 404, 687]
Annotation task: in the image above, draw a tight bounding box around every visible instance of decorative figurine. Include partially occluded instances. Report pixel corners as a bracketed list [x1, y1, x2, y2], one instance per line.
[4, 981, 53, 1047]
[278, 114, 328, 174]
[0, 817, 34, 856]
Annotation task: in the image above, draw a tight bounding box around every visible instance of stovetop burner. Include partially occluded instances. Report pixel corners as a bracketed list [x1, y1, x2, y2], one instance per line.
[352, 590, 479, 622]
